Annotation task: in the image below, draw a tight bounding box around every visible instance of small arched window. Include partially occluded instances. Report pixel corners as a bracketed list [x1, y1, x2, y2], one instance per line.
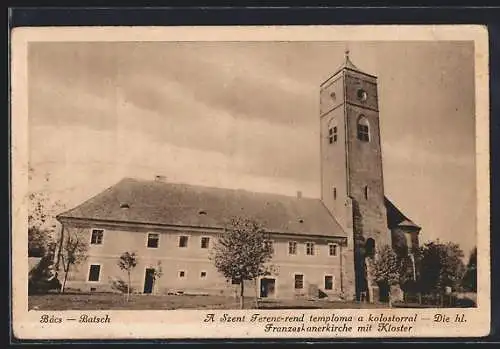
[357, 116, 370, 142]
[328, 119, 338, 144]
[333, 186, 337, 200]
[364, 185, 369, 200]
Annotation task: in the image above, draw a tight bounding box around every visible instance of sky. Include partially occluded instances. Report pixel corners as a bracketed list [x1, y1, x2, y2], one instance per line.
[27, 41, 477, 254]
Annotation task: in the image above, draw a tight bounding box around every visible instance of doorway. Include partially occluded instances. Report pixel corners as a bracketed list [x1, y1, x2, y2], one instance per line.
[378, 281, 390, 302]
[260, 278, 276, 298]
[365, 238, 376, 258]
[143, 268, 155, 294]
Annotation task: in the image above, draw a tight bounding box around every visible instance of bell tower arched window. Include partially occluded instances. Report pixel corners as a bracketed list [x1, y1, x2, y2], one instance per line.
[357, 116, 370, 142]
[328, 119, 338, 144]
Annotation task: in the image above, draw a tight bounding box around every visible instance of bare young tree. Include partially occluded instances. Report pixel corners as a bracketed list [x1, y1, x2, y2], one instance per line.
[59, 227, 88, 293]
[211, 216, 274, 309]
[118, 251, 138, 301]
[152, 261, 164, 295]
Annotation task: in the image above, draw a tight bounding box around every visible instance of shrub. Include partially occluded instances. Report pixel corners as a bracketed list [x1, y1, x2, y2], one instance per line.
[28, 255, 61, 295]
[109, 277, 134, 294]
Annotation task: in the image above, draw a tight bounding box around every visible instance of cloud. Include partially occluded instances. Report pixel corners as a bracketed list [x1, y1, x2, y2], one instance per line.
[29, 42, 317, 130]
[28, 42, 320, 183]
[29, 63, 320, 182]
[27, 41, 478, 254]
[29, 122, 318, 209]
[382, 138, 474, 169]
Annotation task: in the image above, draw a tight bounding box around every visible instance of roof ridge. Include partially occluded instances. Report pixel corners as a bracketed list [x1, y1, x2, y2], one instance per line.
[128, 177, 319, 201]
[56, 177, 346, 238]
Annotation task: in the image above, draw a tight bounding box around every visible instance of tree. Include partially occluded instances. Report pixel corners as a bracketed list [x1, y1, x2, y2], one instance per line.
[28, 167, 65, 257]
[29, 227, 55, 258]
[370, 244, 400, 306]
[118, 251, 138, 301]
[28, 254, 61, 295]
[152, 261, 164, 295]
[211, 217, 274, 309]
[418, 240, 465, 295]
[59, 228, 89, 293]
[462, 247, 477, 292]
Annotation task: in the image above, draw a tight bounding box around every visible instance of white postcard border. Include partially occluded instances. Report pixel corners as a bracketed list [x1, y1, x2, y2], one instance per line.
[11, 25, 490, 340]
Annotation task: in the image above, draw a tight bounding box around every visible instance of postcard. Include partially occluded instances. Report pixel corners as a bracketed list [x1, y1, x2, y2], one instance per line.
[11, 24, 490, 340]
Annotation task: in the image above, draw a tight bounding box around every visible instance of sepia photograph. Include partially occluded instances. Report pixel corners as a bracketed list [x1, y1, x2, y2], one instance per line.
[11, 25, 490, 339]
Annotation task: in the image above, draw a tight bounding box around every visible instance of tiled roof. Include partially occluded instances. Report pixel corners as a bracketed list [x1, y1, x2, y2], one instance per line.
[57, 178, 346, 238]
[384, 197, 421, 231]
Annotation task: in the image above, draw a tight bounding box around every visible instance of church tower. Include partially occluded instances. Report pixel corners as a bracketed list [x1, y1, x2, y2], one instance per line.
[320, 51, 390, 301]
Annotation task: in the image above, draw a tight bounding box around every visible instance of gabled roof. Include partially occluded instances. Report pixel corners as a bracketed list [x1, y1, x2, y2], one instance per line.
[58, 178, 346, 238]
[384, 197, 421, 231]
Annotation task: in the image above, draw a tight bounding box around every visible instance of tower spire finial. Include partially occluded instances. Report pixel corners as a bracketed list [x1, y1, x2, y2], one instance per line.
[345, 47, 350, 60]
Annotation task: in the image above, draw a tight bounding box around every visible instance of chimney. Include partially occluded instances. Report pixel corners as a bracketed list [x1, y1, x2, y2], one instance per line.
[155, 175, 166, 182]
[296, 191, 302, 199]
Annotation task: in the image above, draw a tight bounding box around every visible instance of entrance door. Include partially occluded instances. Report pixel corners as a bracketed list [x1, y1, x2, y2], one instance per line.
[260, 278, 276, 298]
[143, 268, 155, 294]
[378, 281, 390, 302]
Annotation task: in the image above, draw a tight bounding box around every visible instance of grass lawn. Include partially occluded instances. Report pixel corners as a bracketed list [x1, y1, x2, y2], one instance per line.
[28, 293, 389, 311]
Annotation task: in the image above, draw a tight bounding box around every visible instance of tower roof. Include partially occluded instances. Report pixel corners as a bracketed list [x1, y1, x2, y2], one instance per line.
[340, 49, 362, 71]
[321, 49, 374, 86]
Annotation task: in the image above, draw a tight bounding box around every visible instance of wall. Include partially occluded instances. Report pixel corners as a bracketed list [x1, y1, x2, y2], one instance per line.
[61, 222, 344, 300]
[391, 227, 421, 256]
[318, 71, 360, 301]
[343, 70, 390, 300]
[344, 71, 390, 247]
[320, 72, 349, 231]
[268, 234, 344, 299]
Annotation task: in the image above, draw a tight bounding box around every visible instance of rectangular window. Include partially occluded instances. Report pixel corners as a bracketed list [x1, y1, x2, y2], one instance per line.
[90, 229, 104, 245]
[333, 187, 337, 200]
[179, 271, 185, 278]
[288, 241, 297, 255]
[325, 275, 333, 290]
[88, 264, 101, 282]
[329, 243, 338, 256]
[200, 271, 207, 278]
[306, 242, 315, 256]
[179, 235, 188, 248]
[294, 274, 304, 289]
[147, 233, 159, 248]
[328, 126, 338, 144]
[201, 237, 210, 249]
[231, 278, 240, 285]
